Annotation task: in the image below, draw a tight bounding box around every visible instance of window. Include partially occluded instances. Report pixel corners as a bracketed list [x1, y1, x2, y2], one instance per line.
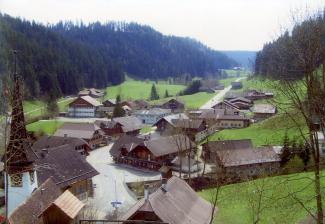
[29, 171, 35, 184]
[10, 174, 23, 187]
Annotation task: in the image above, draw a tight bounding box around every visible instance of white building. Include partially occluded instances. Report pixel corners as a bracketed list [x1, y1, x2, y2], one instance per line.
[68, 95, 102, 117]
[133, 108, 171, 124]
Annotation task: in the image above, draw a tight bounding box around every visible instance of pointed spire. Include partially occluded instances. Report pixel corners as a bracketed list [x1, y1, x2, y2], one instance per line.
[5, 51, 35, 174]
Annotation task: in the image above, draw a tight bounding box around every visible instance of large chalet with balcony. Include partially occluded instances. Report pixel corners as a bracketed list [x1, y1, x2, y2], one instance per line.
[68, 96, 102, 118]
[110, 135, 193, 170]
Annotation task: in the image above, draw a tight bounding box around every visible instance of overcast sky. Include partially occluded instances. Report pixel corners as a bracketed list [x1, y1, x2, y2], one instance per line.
[1, 0, 324, 51]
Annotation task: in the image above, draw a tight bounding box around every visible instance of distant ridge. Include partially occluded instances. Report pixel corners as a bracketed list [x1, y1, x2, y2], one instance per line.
[221, 51, 256, 69]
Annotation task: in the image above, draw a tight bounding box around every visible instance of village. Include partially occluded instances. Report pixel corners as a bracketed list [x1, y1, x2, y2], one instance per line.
[2, 66, 311, 224]
[2, 1, 325, 223]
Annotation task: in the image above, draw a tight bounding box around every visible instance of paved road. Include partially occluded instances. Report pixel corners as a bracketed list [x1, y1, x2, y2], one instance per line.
[86, 145, 161, 218]
[200, 77, 246, 109]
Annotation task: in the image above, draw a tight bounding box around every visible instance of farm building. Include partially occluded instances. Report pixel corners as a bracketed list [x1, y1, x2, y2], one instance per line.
[9, 177, 84, 224]
[202, 139, 281, 182]
[134, 108, 171, 124]
[110, 134, 193, 170]
[122, 176, 214, 224]
[34, 144, 99, 201]
[78, 88, 104, 98]
[68, 96, 102, 118]
[231, 81, 243, 89]
[161, 98, 185, 113]
[154, 113, 189, 135]
[54, 123, 105, 149]
[199, 109, 249, 128]
[251, 104, 277, 121]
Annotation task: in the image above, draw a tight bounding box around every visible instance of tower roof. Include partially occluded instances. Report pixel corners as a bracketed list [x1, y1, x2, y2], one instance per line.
[5, 74, 36, 174]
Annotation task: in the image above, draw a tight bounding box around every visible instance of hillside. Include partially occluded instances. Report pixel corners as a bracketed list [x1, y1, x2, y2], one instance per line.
[222, 51, 256, 69]
[0, 14, 237, 99]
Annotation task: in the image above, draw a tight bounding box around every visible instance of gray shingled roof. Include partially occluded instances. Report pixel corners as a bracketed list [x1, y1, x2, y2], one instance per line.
[110, 135, 193, 158]
[251, 104, 277, 114]
[122, 176, 214, 224]
[33, 135, 90, 150]
[112, 116, 144, 133]
[35, 144, 99, 188]
[54, 123, 103, 139]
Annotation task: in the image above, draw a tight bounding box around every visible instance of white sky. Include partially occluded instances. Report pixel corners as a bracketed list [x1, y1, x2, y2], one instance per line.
[0, 0, 324, 51]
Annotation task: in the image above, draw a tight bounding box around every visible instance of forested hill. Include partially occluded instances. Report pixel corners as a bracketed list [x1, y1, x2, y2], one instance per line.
[254, 13, 325, 80]
[0, 14, 237, 99]
[221, 51, 256, 69]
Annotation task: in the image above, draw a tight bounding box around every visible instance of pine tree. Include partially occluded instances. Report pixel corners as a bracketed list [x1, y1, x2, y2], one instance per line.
[164, 89, 169, 98]
[113, 94, 125, 117]
[45, 92, 59, 118]
[280, 131, 292, 167]
[150, 84, 159, 100]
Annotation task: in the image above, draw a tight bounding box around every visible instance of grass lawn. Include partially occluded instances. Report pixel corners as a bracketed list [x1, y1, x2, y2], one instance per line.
[105, 80, 186, 101]
[140, 125, 154, 134]
[209, 111, 307, 147]
[23, 97, 74, 120]
[26, 120, 64, 135]
[151, 92, 216, 109]
[199, 171, 324, 224]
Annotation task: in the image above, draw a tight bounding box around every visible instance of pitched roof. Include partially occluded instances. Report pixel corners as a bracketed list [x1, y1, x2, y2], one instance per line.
[134, 108, 171, 116]
[112, 116, 144, 133]
[122, 176, 214, 224]
[154, 113, 189, 126]
[205, 140, 280, 167]
[251, 104, 277, 114]
[80, 96, 102, 106]
[9, 177, 62, 224]
[229, 97, 252, 104]
[32, 135, 90, 150]
[174, 119, 204, 129]
[206, 139, 253, 151]
[111, 135, 192, 157]
[48, 190, 84, 219]
[35, 144, 99, 188]
[54, 123, 103, 139]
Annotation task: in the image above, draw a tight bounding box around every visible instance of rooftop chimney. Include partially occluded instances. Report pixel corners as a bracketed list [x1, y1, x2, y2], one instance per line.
[161, 178, 168, 193]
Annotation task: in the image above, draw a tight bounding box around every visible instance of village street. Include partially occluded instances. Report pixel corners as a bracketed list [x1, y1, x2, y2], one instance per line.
[200, 77, 246, 109]
[86, 145, 161, 218]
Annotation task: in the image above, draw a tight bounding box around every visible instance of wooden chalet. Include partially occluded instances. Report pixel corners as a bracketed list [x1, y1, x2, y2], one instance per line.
[102, 99, 116, 107]
[174, 119, 207, 141]
[161, 98, 185, 113]
[154, 113, 189, 136]
[122, 176, 215, 224]
[68, 96, 102, 118]
[202, 139, 280, 182]
[227, 97, 252, 110]
[9, 177, 84, 224]
[199, 109, 250, 128]
[78, 88, 104, 98]
[95, 116, 143, 140]
[251, 104, 277, 121]
[110, 135, 193, 170]
[211, 100, 240, 111]
[244, 89, 274, 101]
[34, 144, 99, 201]
[54, 123, 105, 149]
[32, 135, 91, 156]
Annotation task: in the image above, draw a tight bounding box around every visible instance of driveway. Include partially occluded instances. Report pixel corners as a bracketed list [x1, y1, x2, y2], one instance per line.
[200, 77, 246, 109]
[86, 145, 161, 218]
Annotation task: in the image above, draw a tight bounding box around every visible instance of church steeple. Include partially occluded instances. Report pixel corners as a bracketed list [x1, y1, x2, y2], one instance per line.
[5, 51, 35, 174]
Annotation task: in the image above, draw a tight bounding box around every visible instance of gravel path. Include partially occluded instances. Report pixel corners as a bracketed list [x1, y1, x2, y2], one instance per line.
[200, 77, 246, 109]
[86, 145, 161, 218]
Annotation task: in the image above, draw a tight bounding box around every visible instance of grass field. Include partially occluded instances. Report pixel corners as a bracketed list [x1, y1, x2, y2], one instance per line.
[26, 120, 64, 135]
[199, 171, 323, 224]
[151, 92, 216, 109]
[23, 98, 74, 120]
[105, 80, 186, 101]
[209, 111, 307, 146]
